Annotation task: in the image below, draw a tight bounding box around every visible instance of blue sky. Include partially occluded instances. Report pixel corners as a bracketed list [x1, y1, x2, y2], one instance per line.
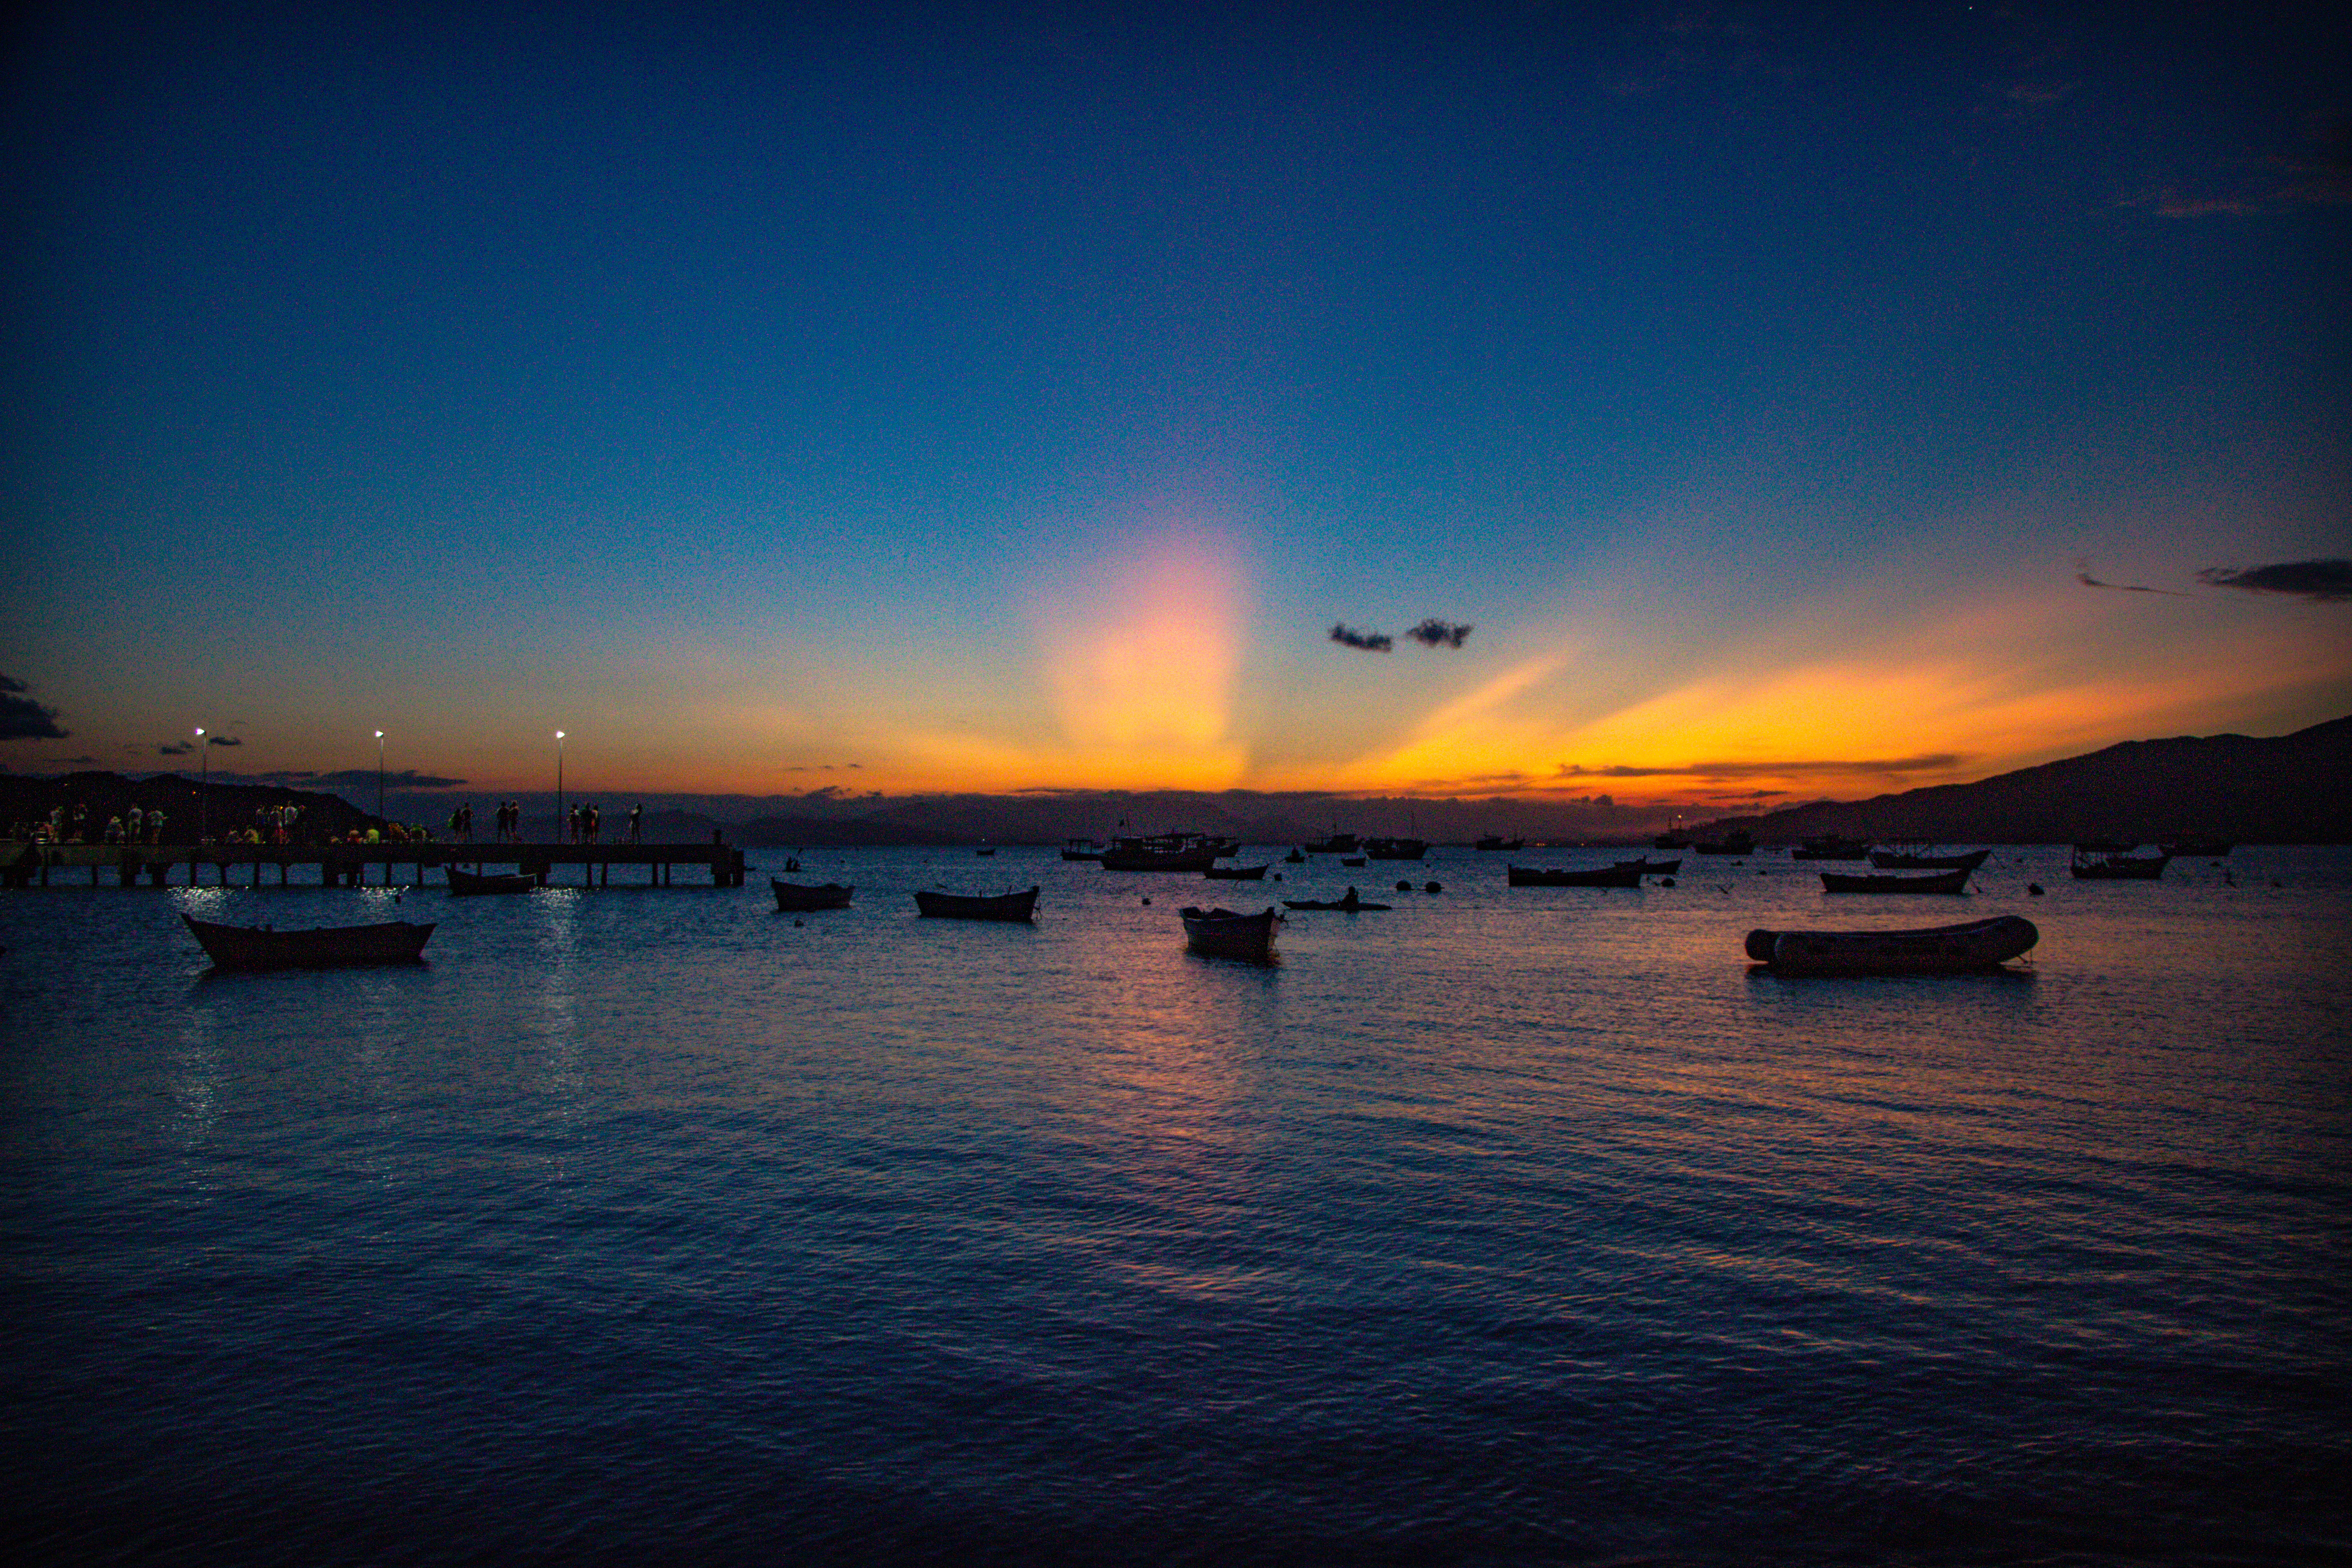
[5, 0, 2346, 806]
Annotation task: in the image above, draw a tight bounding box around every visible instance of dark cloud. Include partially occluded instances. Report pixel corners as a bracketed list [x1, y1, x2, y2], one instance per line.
[206, 734, 242, 746]
[0, 675, 69, 740]
[2074, 561, 2187, 596]
[2195, 559, 2352, 602]
[1406, 618, 1473, 649]
[157, 741, 193, 756]
[1330, 623, 1394, 652]
[1558, 755, 1961, 780]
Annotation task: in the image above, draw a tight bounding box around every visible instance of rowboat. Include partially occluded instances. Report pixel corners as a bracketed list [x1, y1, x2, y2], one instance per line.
[1509, 863, 1643, 887]
[1202, 863, 1269, 880]
[1819, 867, 1972, 894]
[182, 913, 434, 969]
[771, 878, 853, 911]
[1867, 848, 1991, 871]
[1179, 906, 1279, 964]
[2071, 850, 2169, 880]
[1744, 915, 2038, 975]
[914, 887, 1039, 921]
[446, 867, 537, 895]
[1283, 888, 1390, 911]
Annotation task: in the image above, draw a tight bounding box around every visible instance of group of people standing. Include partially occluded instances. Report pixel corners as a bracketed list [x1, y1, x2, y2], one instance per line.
[439, 801, 645, 843]
[566, 803, 643, 843]
[102, 806, 169, 845]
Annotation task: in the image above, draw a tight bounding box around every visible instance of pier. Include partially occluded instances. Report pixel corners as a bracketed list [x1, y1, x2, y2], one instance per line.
[5, 841, 748, 890]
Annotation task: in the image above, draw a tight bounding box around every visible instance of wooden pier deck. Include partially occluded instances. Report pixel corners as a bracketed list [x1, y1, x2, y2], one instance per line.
[5, 841, 749, 889]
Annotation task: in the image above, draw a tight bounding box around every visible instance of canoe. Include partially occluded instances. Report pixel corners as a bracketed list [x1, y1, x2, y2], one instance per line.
[772, 878, 853, 911]
[1821, 867, 1972, 893]
[1202, 863, 1269, 880]
[2071, 852, 2169, 881]
[1868, 848, 1991, 871]
[914, 887, 1039, 921]
[182, 913, 434, 969]
[1179, 905, 1279, 963]
[1282, 892, 1391, 911]
[446, 867, 537, 895]
[1509, 863, 1643, 887]
[1744, 915, 2038, 975]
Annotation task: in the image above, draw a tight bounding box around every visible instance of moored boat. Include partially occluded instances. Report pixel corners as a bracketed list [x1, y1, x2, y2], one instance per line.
[1695, 831, 1755, 856]
[1302, 833, 1359, 855]
[914, 886, 1039, 921]
[1791, 836, 1872, 861]
[1612, 857, 1681, 876]
[1060, 838, 1105, 861]
[182, 913, 434, 969]
[1744, 915, 2038, 975]
[1202, 862, 1269, 880]
[1474, 835, 1524, 851]
[1282, 887, 1391, 911]
[1820, 866, 1972, 894]
[1179, 905, 1279, 964]
[446, 866, 537, 895]
[1099, 833, 1222, 872]
[2160, 840, 2231, 858]
[1363, 837, 1428, 861]
[1509, 863, 1644, 888]
[1867, 847, 1991, 871]
[2071, 849, 2169, 880]
[771, 878, 854, 911]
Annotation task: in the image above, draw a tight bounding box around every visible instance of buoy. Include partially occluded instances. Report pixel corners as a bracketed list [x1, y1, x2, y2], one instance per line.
[1396, 880, 1412, 892]
[1142, 897, 1151, 905]
[1424, 881, 1441, 893]
[1660, 877, 1675, 887]
[794, 919, 804, 927]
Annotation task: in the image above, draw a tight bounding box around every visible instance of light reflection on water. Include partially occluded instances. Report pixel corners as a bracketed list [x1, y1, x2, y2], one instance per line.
[2, 846, 2348, 1565]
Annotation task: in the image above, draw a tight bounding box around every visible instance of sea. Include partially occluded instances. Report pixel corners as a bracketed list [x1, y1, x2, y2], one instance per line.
[3, 845, 2348, 1566]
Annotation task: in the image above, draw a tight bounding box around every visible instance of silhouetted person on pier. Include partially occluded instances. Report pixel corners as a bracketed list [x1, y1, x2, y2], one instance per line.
[628, 804, 642, 843]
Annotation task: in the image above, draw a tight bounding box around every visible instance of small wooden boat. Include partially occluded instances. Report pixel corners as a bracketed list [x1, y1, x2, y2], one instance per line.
[1474, 836, 1524, 852]
[1509, 863, 1644, 887]
[1612, 857, 1681, 876]
[914, 887, 1039, 921]
[1363, 837, 1428, 861]
[1695, 831, 1755, 856]
[974, 846, 996, 857]
[1339, 856, 1367, 867]
[1202, 863, 1269, 880]
[2160, 840, 2231, 858]
[1283, 849, 1306, 863]
[1302, 833, 1359, 855]
[1867, 848, 1991, 872]
[446, 866, 537, 895]
[1282, 888, 1390, 911]
[1820, 866, 1972, 894]
[1744, 915, 2038, 975]
[1179, 905, 1279, 963]
[772, 878, 853, 911]
[1790, 836, 1872, 861]
[183, 913, 434, 969]
[1060, 838, 1105, 861]
[2071, 850, 2169, 881]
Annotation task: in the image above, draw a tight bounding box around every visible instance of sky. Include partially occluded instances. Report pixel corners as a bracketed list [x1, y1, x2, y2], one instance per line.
[5, 0, 2347, 816]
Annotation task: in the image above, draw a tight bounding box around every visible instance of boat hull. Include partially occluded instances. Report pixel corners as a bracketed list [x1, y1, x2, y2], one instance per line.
[1509, 864, 1643, 887]
[1363, 838, 1427, 861]
[183, 914, 434, 969]
[446, 867, 536, 895]
[1745, 916, 2038, 975]
[771, 879, 854, 911]
[1202, 863, 1269, 880]
[1869, 848, 1992, 871]
[1179, 906, 1279, 964]
[1821, 867, 1972, 894]
[914, 887, 1039, 921]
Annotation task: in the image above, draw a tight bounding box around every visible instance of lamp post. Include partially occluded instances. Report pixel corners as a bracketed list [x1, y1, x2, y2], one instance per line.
[195, 727, 208, 843]
[374, 730, 386, 825]
[554, 731, 565, 843]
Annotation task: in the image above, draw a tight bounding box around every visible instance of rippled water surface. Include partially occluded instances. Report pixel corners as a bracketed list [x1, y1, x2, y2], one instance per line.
[5, 847, 2349, 1564]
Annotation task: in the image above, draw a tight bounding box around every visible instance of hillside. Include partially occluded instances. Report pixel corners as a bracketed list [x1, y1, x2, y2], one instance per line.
[0, 771, 384, 844]
[1704, 714, 2352, 844]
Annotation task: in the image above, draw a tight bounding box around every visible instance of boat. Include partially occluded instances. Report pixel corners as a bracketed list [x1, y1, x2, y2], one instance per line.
[1302, 833, 1359, 855]
[1819, 867, 1972, 894]
[446, 866, 537, 895]
[2071, 849, 2169, 880]
[1744, 915, 2038, 975]
[914, 886, 1039, 921]
[1060, 838, 1105, 861]
[1790, 836, 1871, 861]
[1283, 849, 1306, 863]
[1652, 831, 1690, 850]
[1283, 888, 1391, 911]
[182, 913, 434, 969]
[2073, 838, 2136, 853]
[1474, 835, 1524, 852]
[1613, 857, 1681, 876]
[1098, 833, 1222, 872]
[1179, 905, 1279, 963]
[1339, 856, 1367, 867]
[974, 846, 996, 857]
[1202, 863, 1269, 880]
[1867, 848, 1991, 872]
[1363, 837, 1428, 861]
[771, 878, 853, 911]
[1694, 831, 1755, 856]
[1509, 863, 1644, 887]
[2160, 840, 2232, 858]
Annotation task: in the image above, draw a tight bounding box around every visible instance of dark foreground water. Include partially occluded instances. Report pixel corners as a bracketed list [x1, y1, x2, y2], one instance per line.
[4, 846, 2348, 1565]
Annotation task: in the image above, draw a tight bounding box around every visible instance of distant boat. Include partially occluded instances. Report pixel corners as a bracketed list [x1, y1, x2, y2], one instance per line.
[182, 913, 433, 969]
[1652, 831, 1690, 850]
[1099, 834, 1221, 872]
[1363, 837, 1427, 861]
[2160, 840, 2232, 858]
[1060, 838, 1105, 861]
[1612, 857, 1681, 876]
[1283, 888, 1391, 911]
[1203, 863, 1269, 880]
[772, 878, 853, 911]
[1694, 831, 1755, 856]
[1868, 848, 1992, 872]
[1474, 835, 1524, 852]
[974, 846, 996, 857]
[1790, 836, 1872, 861]
[2073, 838, 2137, 853]
[1745, 915, 2038, 975]
[1179, 906, 1279, 964]
[914, 887, 1039, 921]
[1509, 863, 1643, 888]
[1284, 848, 1306, 863]
[1820, 867, 1972, 894]
[2071, 849, 2169, 881]
[446, 867, 536, 895]
[1302, 833, 1359, 855]
[1339, 856, 1368, 867]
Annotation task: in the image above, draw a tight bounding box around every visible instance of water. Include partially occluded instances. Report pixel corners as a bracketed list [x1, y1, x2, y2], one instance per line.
[5, 847, 2348, 1565]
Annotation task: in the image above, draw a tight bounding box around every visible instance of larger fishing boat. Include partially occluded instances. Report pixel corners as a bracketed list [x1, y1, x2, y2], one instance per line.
[1098, 833, 1223, 872]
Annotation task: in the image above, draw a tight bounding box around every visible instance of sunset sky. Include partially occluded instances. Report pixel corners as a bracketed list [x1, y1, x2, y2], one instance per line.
[6, 1, 2347, 812]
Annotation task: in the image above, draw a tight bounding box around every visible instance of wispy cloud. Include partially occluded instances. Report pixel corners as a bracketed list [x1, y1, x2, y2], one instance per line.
[157, 741, 192, 756]
[0, 675, 69, 740]
[2075, 560, 2188, 596]
[1557, 754, 1962, 780]
[2196, 559, 2352, 603]
[1330, 623, 1394, 652]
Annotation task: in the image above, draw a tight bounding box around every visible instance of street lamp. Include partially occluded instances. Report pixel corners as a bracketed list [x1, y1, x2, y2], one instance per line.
[195, 727, 208, 843]
[554, 731, 565, 843]
[374, 730, 386, 824]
